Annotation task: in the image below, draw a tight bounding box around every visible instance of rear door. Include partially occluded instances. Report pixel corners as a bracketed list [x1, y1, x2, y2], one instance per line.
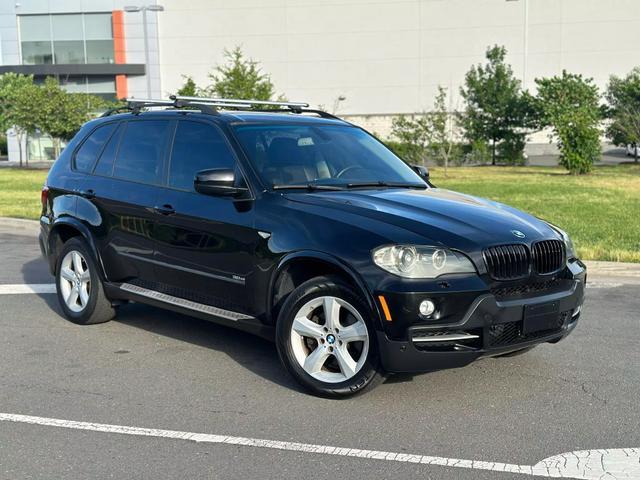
[88, 118, 173, 283]
[151, 119, 259, 317]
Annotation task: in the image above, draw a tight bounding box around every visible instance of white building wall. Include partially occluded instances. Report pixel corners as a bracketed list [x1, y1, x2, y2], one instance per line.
[158, 0, 640, 132]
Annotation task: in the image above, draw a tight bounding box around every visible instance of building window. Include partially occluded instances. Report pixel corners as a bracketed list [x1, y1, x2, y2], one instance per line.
[19, 15, 53, 64]
[19, 13, 115, 66]
[56, 75, 116, 101]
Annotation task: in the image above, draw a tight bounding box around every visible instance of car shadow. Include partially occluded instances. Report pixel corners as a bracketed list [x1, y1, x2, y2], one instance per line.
[22, 256, 395, 395]
[113, 302, 302, 392]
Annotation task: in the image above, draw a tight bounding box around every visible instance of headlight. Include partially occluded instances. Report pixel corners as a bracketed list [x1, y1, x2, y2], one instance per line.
[372, 245, 476, 278]
[559, 229, 577, 259]
[545, 223, 577, 260]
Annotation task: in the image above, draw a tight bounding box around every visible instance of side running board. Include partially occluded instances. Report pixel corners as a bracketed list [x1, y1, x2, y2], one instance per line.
[119, 283, 253, 322]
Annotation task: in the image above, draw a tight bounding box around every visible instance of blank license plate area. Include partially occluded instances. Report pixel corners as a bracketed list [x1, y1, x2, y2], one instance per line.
[523, 301, 560, 334]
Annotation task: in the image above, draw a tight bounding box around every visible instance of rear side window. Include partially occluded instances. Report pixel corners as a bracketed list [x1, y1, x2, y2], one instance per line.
[168, 121, 236, 191]
[74, 123, 117, 173]
[113, 120, 171, 185]
[93, 123, 124, 176]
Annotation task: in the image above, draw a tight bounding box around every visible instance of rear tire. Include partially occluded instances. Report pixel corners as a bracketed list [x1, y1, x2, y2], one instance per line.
[276, 275, 384, 398]
[55, 237, 115, 325]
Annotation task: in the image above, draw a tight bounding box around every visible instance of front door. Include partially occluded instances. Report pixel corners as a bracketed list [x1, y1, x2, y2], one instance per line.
[151, 119, 258, 317]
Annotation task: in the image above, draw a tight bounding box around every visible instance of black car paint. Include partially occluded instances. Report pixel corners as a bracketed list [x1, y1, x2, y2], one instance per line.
[41, 110, 586, 374]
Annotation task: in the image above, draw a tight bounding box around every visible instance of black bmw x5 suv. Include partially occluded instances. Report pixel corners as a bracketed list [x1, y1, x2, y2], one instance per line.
[40, 97, 586, 397]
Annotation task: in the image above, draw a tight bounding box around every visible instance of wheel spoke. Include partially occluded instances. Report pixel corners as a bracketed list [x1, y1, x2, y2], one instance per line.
[66, 288, 79, 308]
[78, 270, 91, 282]
[72, 251, 84, 274]
[323, 296, 341, 330]
[79, 284, 89, 307]
[333, 345, 357, 378]
[292, 315, 324, 340]
[339, 320, 368, 343]
[60, 267, 75, 282]
[303, 345, 330, 374]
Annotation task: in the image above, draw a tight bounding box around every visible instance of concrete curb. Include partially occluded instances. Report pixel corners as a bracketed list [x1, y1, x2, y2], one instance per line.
[0, 217, 638, 278]
[0, 217, 40, 235]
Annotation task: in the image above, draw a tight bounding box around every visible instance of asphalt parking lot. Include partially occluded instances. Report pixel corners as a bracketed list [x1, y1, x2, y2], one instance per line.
[0, 227, 638, 479]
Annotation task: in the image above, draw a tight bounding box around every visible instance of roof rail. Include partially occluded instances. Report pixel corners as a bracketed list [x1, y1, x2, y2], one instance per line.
[171, 95, 309, 113]
[100, 96, 338, 120]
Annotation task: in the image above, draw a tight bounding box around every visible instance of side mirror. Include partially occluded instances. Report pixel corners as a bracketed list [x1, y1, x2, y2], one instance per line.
[194, 168, 248, 197]
[411, 164, 430, 181]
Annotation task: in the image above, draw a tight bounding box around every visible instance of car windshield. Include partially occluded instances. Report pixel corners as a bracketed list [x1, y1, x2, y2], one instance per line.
[232, 124, 426, 189]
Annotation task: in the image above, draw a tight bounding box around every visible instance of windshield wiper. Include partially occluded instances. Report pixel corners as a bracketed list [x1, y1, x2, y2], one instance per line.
[346, 181, 427, 189]
[272, 183, 345, 191]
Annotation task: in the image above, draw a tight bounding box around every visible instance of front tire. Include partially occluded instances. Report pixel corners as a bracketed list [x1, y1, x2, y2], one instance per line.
[55, 237, 115, 325]
[276, 275, 384, 398]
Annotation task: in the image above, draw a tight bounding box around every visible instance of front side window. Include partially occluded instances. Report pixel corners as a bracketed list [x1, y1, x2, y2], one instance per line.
[113, 121, 171, 185]
[232, 124, 424, 188]
[169, 121, 236, 192]
[74, 123, 117, 173]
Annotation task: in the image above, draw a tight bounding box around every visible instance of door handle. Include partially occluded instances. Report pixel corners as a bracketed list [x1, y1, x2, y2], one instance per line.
[154, 204, 175, 216]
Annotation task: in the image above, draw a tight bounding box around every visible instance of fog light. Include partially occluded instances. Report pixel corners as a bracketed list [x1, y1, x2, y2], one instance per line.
[419, 299, 436, 317]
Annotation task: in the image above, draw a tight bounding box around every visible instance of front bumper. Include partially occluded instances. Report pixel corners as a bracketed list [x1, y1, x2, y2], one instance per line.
[376, 266, 586, 373]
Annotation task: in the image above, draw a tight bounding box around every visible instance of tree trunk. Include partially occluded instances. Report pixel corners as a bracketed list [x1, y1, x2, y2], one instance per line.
[17, 132, 23, 168]
[491, 139, 496, 165]
[635, 144, 638, 163]
[444, 152, 448, 178]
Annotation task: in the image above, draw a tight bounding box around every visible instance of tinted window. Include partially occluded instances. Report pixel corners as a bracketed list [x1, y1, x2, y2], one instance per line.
[74, 123, 117, 173]
[233, 124, 424, 187]
[169, 121, 236, 191]
[93, 123, 123, 176]
[113, 121, 171, 185]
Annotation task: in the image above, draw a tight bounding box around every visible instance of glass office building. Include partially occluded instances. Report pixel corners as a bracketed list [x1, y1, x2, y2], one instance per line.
[19, 13, 116, 100]
[1, 1, 156, 162]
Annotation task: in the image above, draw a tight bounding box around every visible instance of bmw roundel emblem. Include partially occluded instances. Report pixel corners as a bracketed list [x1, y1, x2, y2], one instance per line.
[511, 230, 526, 239]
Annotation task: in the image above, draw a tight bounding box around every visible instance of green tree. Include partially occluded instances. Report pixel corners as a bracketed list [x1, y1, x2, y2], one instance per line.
[176, 75, 199, 97]
[605, 67, 640, 162]
[202, 46, 283, 104]
[535, 71, 601, 175]
[390, 114, 429, 165]
[425, 86, 460, 175]
[35, 77, 108, 158]
[459, 45, 535, 165]
[0, 73, 39, 167]
[390, 86, 460, 173]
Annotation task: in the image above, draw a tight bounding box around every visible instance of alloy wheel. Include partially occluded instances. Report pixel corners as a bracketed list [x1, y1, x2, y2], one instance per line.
[290, 296, 369, 383]
[59, 250, 91, 313]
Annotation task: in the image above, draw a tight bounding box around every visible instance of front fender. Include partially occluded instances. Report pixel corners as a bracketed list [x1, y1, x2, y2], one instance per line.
[267, 250, 385, 329]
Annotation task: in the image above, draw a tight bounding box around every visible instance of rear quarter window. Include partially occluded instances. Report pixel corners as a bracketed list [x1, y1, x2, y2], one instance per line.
[73, 123, 117, 173]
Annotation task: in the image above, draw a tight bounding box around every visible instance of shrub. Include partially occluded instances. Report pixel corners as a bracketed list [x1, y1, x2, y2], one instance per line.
[535, 71, 601, 174]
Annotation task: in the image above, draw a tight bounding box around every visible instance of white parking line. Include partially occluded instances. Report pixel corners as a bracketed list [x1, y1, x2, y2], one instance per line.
[0, 413, 637, 479]
[587, 281, 624, 289]
[0, 284, 56, 294]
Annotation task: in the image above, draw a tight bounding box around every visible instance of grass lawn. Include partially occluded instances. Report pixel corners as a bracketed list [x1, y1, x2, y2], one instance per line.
[0, 168, 48, 221]
[0, 164, 638, 262]
[433, 164, 640, 263]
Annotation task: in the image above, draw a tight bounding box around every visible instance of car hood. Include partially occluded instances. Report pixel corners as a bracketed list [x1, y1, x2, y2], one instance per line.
[284, 187, 560, 251]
